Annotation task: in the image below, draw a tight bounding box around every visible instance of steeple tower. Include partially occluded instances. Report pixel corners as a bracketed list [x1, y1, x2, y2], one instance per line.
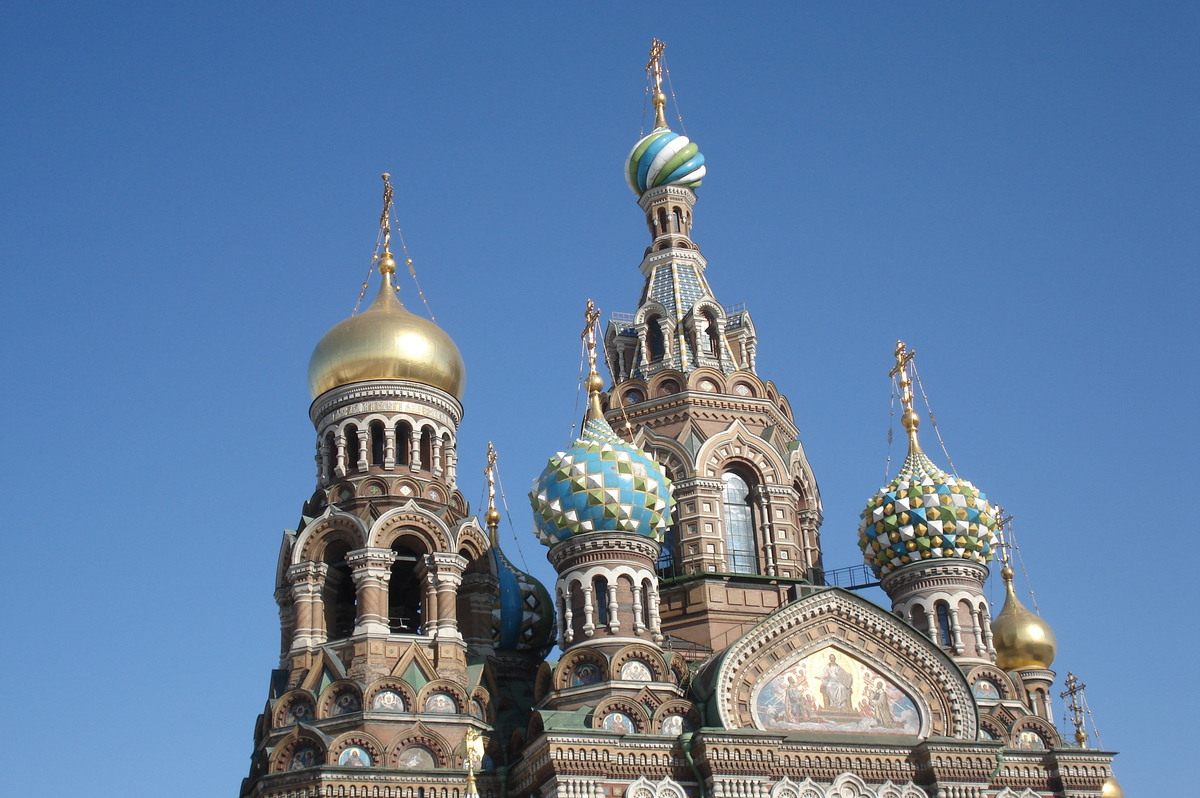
[603, 41, 822, 659]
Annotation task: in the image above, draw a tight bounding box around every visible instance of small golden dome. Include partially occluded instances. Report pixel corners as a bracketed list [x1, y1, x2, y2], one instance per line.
[1101, 777, 1124, 798]
[992, 569, 1057, 670]
[308, 270, 465, 400]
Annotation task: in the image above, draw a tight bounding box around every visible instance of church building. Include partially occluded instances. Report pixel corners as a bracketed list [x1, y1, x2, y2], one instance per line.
[239, 42, 1121, 798]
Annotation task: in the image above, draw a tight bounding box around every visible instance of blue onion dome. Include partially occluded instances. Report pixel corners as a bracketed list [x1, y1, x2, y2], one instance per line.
[626, 127, 706, 196]
[530, 416, 675, 546]
[490, 546, 554, 656]
[858, 449, 999, 578]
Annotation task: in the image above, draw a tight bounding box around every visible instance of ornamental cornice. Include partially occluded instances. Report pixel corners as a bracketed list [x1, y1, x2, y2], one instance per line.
[310, 380, 463, 428]
[880, 560, 989, 594]
[549, 533, 661, 569]
[712, 588, 976, 740]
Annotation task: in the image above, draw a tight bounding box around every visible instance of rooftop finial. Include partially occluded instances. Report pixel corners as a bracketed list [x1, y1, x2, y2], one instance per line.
[1062, 672, 1089, 748]
[484, 442, 500, 546]
[646, 38, 668, 130]
[889, 340, 921, 454]
[582, 299, 604, 421]
[379, 173, 396, 273]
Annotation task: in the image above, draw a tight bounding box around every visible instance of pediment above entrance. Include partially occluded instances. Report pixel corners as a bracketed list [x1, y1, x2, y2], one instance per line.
[708, 588, 976, 740]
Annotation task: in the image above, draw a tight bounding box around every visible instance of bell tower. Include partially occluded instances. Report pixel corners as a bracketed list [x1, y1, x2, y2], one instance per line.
[602, 40, 822, 659]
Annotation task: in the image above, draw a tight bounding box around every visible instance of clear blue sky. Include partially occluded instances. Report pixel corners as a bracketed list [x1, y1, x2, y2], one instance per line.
[1, 2, 1195, 795]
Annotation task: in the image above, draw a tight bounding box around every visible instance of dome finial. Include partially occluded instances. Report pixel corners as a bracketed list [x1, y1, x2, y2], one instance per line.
[646, 38, 668, 130]
[991, 509, 1058, 669]
[378, 173, 396, 273]
[582, 299, 605, 421]
[484, 442, 501, 546]
[889, 340, 922, 454]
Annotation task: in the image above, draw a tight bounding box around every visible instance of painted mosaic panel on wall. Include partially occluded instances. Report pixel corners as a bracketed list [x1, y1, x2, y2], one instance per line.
[752, 647, 919, 734]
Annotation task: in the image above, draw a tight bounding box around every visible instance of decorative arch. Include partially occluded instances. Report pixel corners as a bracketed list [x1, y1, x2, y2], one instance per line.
[388, 722, 453, 769]
[593, 696, 649, 733]
[363, 677, 416, 712]
[327, 731, 384, 767]
[316, 679, 362, 718]
[293, 508, 368, 564]
[555, 648, 608, 690]
[611, 644, 669, 682]
[625, 776, 687, 798]
[697, 419, 788, 484]
[368, 502, 451, 551]
[415, 679, 468, 715]
[708, 587, 977, 739]
[272, 689, 318, 727]
[269, 727, 326, 773]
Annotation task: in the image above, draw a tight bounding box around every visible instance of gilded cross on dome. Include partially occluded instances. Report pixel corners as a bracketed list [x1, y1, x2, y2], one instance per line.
[484, 442, 500, 545]
[581, 299, 605, 420]
[645, 38, 668, 130]
[889, 340, 921, 453]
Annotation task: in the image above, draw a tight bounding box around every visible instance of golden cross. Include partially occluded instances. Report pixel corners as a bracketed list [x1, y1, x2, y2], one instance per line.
[582, 298, 601, 376]
[379, 173, 395, 254]
[485, 441, 497, 507]
[645, 38, 668, 129]
[889, 340, 921, 452]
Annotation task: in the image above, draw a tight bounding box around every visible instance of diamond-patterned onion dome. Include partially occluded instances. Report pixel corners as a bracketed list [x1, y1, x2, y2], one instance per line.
[626, 127, 706, 195]
[490, 546, 554, 656]
[857, 449, 998, 578]
[530, 417, 674, 546]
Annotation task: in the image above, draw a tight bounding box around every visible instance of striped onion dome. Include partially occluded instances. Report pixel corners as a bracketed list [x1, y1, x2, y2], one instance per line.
[489, 545, 554, 656]
[626, 126, 706, 195]
[857, 449, 999, 578]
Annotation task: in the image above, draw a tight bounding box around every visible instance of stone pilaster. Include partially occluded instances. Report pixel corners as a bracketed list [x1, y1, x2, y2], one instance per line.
[347, 548, 395, 635]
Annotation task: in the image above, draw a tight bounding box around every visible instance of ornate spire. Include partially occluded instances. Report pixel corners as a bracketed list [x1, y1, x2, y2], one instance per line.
[582, 299, 604, 421]
[646, 38, 668, 130]
[484, 442, 500, 546]
[889, 340, 921, 454]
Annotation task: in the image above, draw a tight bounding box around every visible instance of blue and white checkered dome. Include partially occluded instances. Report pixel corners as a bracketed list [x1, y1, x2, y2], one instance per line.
[626, 126, 706, 196]
[529, 416, 674, 547]
[857, 449, 999, 578]
[489, 545, 554, 657]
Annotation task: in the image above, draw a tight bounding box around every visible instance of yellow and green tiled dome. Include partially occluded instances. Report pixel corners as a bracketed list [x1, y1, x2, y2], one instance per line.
[530, 416, 674, 546]
[858, 449, 999, 578]
[626, 127, 706, 196]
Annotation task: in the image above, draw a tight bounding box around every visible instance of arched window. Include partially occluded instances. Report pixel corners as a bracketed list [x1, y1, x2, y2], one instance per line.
[419, 427, 433, 471]
[369, 421, 385, 466]
[394, 421, 412, 466]
[646, 317, 665, 362]
[641, 580, 652, 628]
[344, 425, 361, 472]
[936, 602, 953, 647]
[389, 543, 424, 633]
[657, 207, 668, 236]
[672, 206, 683, 233]
[324, 431, 336, 480]
[322, 541, 356, 640]
[722, 472, 758, 574]
[594, 576, 609, 626]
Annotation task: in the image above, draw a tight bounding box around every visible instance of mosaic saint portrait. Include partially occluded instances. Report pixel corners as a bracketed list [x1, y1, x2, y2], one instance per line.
[290, 746, 318, 771]
[397, 745, 436, 769]
[371, 690, 405, 711]
[1015, 730, 1046, 750]
[571, 663, 602, 686]
[660, 714, 692, 735]
[972, 680, 1000, 700]
[620, 659, 652, 682]
[338, 746, 371, 767]
[286, 701, 313, 723]
[424, 692, 456, 714]
[602, 711, 634, 733]
[332, 692, 360, 715]
[752, 647, 919, 735]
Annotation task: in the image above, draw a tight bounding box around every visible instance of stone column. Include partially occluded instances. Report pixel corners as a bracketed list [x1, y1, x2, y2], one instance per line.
[348, 548, 394, 635]
[410, 428, 421, 471]
[316, 444, 329, 488]
[288, 562, 328, 650]
[384, 426, 397, 470]
[980, 603, 996, 658]
[607, 580, 620, 633]
[356, 428, 370, 472]
[430, 552, 467, 640]
[581, 583, 595, 638]
[648, 583, 663, 643]
[444, 442, 457, 489]
[559, 586, 573, 644]
[335, 434, 347, 478]
[276, 585, 295, 658]
[631, 583, 644, 635]
[432, 436, 444, 478]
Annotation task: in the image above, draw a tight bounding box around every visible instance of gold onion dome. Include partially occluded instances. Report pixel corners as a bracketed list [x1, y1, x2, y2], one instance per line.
[992, 564, 1058, 670]
[1101, 777, 1124, 798]
[307, 253, 465, 400]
